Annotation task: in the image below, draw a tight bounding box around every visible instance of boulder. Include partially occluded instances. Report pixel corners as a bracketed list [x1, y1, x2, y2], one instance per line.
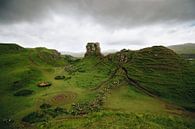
[37, 82, 52, 87]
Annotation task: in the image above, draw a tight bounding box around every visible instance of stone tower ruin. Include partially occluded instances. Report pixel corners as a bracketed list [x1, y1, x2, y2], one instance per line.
[84, 42, 102, 57]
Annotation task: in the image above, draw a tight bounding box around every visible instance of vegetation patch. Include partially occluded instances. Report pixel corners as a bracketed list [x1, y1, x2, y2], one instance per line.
[12, 81, 23, 90]
[22, 112, 47, 123]
[64, 65, 79, 74]
[42, 107, 69, 118]
[54, 75, 65, 80]
[64, 76, 71, 80]
[0, 118, 14, 129]
[14, 89, 34, 96]
[40, 103, 52, 109]
[54, 107, 68, 115]
[71, 99, 102, 116]
[23, 107, 69, 123]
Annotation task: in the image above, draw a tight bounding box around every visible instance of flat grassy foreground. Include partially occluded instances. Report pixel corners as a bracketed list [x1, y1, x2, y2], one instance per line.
[0, 44, 195, 129]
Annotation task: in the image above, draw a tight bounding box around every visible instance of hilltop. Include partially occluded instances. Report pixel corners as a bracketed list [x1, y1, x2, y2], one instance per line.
[0, 43, 24, 53]
[0, 43, 195, 129]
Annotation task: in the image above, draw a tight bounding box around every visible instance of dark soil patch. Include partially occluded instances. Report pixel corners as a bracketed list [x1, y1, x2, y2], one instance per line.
[14, 89, 34, 96]
[50, 92, 77, 105]
[54, 76, 65, 80]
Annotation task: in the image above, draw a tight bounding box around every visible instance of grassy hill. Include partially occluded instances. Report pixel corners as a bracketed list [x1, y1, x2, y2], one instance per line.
[0, 43, 24, 53]
[169, 43, 195, 59]
[0, 43, 195, 129]
[104, 46, 195, 109]
[169, 43, 195, 54]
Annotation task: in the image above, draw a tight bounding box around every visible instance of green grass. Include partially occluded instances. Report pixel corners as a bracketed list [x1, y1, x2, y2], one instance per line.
[106, 46, 195, 109]
[169, 43, 195, 54]
[104, 85, 167, 113]
[35, 111, 195, 129]
[0, 43, 195, 129]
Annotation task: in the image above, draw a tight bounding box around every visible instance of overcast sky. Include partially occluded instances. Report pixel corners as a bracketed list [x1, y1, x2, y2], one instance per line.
[0, 0, 195, 52]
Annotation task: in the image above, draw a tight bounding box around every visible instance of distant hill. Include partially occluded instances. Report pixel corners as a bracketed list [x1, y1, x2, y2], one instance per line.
[61, 51, 84, 57]
[168, 43, 195, 54]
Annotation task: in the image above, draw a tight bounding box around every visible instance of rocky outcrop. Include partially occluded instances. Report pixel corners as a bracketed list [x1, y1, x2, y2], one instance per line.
[37, 82, 52, 87]
[117, 53, 128, 63]
[84, 42, 102, 57]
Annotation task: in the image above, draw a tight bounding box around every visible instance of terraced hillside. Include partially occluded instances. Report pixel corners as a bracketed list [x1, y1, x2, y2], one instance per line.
[0, 43, 195, 129]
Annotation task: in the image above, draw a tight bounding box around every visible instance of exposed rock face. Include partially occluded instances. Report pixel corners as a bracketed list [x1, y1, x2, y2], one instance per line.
[84, 42, 102, 57]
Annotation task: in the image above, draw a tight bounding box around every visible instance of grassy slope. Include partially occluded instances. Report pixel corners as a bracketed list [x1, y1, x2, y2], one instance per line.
[0, 44, 195, 129]
[169, 43, 195, 59]
[107, 46, 195, 109]
[168, 43, 195, 54]
[0, 44, 65, 118]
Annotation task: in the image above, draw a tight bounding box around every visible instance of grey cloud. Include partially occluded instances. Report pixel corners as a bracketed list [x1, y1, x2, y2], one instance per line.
[107, 40, 146, 46]
[0, 0, 195, 27]
[0, 0, 195, 52]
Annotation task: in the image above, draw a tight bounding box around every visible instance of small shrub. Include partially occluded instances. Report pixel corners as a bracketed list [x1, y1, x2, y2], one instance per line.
[22, 112, 47, 123]
[14, 89, 34, 96]
[54, 76, 65, 80]
[42, 107, 68, 118]
[64, 65, 78, 74]
[42, 109, 57, 118]
[12, 81, 23, 90]
[54, 107, 68, 115]
[0, 118, 14, 129]
[40, 103, 52, 109]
